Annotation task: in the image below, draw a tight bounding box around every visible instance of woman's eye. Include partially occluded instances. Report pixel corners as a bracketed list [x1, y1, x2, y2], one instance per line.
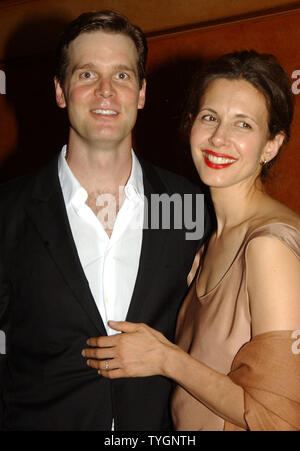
[202, 114, 216, 122]
[237, 121, 252, 129]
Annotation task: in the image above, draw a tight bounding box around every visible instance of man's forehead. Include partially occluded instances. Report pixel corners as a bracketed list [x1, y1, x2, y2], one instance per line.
[67, 30, 138, 68]
[69, 30, 137, 54]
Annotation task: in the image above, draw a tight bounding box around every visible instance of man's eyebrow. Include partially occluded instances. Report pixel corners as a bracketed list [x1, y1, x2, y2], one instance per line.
[71, 63, 137, 75]
[71, 63, 97, 74]
[114, 64, 137, 74]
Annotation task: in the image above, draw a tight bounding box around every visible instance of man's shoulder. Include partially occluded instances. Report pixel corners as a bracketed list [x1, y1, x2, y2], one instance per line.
[0, 174, 35, 238]
[140, 160, 205, 195]
[0, 173, 34, 205]
[0, 154, 58, 212]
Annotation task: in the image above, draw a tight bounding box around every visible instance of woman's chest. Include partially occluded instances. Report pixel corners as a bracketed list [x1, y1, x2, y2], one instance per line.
[197, 233, 245, 297]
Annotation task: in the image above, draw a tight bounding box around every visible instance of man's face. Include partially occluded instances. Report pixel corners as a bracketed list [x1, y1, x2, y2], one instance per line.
[55, 31, 146, 150]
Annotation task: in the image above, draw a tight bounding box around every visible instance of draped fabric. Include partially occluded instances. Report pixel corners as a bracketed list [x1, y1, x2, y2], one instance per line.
[225, 330, 300, 431]
[173, 223, 300, 430]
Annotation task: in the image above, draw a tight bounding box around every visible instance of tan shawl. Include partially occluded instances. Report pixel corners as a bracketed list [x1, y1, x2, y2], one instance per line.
[224, 330, 300, 431]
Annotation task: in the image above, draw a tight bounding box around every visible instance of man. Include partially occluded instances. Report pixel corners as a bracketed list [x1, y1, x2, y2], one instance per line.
[0, 10, 210, 430]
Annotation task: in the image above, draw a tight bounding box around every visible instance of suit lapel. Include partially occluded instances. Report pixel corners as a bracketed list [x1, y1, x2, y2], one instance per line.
[26, 155, 171, 330]
[126, 161, 169, 322]
[26, 155, 106, 335]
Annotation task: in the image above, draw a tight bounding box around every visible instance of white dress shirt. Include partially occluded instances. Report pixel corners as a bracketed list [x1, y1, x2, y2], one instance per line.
[58, 145, 144, 336]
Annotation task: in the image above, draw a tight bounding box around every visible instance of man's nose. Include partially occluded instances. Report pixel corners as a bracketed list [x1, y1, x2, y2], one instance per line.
[94, 77, 115, 98]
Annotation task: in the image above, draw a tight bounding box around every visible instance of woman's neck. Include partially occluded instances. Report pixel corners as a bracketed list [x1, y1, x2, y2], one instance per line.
[211, 178, 266, 236]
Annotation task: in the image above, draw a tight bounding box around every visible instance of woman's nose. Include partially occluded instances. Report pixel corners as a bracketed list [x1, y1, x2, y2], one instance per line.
[209, 122, 230, 147]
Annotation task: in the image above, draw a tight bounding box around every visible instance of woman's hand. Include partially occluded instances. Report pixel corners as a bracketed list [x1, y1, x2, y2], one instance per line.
[82, 321, 176, 379]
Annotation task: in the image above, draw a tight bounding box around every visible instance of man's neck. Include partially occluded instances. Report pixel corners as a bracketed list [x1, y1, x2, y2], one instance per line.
[66, 140, 133, 196]
[65, 140, 133, 236]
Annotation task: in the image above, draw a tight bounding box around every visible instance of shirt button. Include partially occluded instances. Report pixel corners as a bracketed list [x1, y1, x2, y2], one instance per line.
[79, 188, 87, 200]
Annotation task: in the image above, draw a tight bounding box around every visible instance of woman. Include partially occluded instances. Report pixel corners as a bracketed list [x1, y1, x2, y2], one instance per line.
[82, 51, 300, 431]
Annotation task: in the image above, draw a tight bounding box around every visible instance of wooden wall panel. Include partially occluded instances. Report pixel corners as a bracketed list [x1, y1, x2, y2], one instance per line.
[0, 6, 300, 213]
[0, 0, 299, 60]
[139, 9, 300, 213]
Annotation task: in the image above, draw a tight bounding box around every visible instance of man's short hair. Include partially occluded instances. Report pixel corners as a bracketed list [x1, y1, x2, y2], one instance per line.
[55, 10, 148, 88]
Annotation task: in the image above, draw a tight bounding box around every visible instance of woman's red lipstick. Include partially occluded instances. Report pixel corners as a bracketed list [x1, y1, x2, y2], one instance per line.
[202, 149, 237, 170]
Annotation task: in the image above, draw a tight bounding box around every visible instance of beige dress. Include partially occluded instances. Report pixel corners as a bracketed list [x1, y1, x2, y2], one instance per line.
[172, 222, 300, 431]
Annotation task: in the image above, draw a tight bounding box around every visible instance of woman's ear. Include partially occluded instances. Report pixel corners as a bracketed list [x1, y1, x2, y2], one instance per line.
[263, 132, 285, 164]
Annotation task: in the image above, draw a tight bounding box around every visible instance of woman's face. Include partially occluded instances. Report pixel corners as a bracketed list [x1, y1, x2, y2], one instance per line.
[190, 77, 281, 189]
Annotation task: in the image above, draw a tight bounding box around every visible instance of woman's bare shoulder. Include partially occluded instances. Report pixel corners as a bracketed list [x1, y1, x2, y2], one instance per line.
[248, 197, 300, 232]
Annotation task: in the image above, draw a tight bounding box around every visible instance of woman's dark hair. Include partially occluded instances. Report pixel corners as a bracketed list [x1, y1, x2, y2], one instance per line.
[55, 10, 148, 88]
[182, 50, 294, 179]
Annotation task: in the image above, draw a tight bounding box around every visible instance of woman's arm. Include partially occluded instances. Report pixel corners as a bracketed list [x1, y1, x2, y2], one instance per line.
[83, 321, 247, 429]
[246, 236, 300, 337]
[82, 235, 300, 430]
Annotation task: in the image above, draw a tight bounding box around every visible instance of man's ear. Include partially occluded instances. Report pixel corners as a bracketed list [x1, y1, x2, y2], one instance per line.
[263, 132, 285, 164]
[137, 78, 146, 110]
[54, 77, 67, 109]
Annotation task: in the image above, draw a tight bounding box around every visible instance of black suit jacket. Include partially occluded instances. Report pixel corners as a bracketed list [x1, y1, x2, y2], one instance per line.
[0, 154, 210, 430]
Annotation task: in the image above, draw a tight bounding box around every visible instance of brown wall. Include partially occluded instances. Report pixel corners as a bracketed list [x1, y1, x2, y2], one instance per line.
[143, 9, 300, 213]
[0, 5, 300, 212]
[1, 0, 298, 58]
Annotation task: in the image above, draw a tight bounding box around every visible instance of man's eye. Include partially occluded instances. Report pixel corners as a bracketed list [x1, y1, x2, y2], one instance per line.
[80, 71, 95, 80]
[116, 72, 129, 80]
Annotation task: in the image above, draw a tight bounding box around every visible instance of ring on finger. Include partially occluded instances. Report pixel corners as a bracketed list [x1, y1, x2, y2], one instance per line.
[104, 360, 109, 370]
